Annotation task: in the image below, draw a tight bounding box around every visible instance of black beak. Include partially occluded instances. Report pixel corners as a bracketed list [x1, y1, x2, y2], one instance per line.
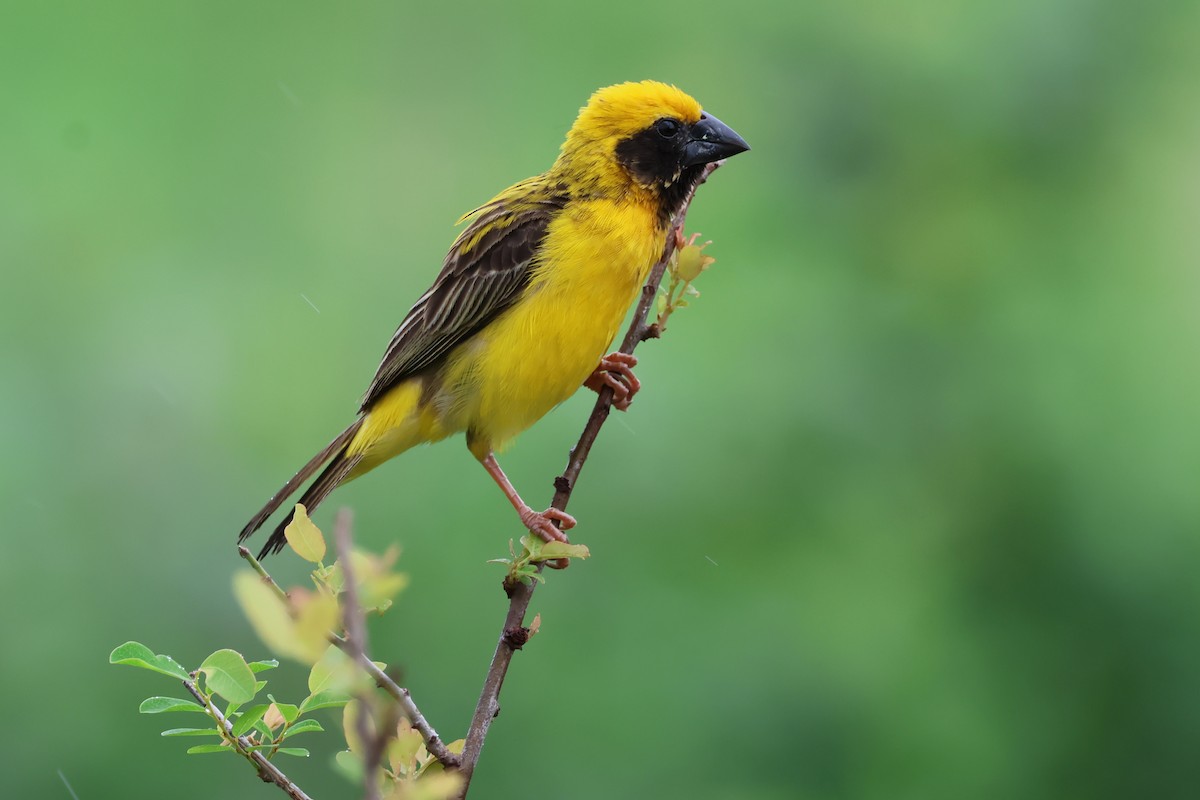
[682, 112, 750, 167]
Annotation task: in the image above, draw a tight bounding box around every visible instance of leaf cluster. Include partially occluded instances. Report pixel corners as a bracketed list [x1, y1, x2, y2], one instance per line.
[656, 233, 717, 332]
[110, 641, 325, 759]
[111, 505, 459, 799]
[488, 534, 590, 587]
[335, 708, 465, 799]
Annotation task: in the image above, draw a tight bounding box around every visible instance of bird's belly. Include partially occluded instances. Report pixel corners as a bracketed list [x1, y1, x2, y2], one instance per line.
[469, 228, 662, 448]
[467, 284, 630, 448]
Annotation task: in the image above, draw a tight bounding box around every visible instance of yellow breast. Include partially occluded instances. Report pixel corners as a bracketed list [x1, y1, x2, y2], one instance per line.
[453, 198, 664, 452]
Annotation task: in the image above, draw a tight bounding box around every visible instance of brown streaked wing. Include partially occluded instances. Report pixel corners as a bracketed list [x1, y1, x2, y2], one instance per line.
[359, 197, 564, 410]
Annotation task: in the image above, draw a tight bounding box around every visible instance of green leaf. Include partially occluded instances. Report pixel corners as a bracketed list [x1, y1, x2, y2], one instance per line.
[281, 719, 324, 738]
[249, 659, 279, 673]
[274, 747, 310, 757]
[231, 705, 270, 737]
[109, 642, 190, 681]
[515, 565, 545, 584]
[225, 684, 264, 716]
[315, 562, 344, 593]
[139, 696, 205, 714]
[536, 541, 590, 561]
[226, 686, 263, 717]
[675, 241, 715, 281]
[271, 702, 300, 725]
[298, 690, 350, 714]
[307, 646, 343, 694]
[186, 744, 233, 755]
[388, 728, 423, 776]
[307, 645, 358, 697]
[342, 699, 365, 755]
[372, 598, 393, 614]
[161, 727, 221, 737]
[241, 743, 309, 757]
[293, 591, 339, 658]
[353, 550, 409, 611]
[199, 649, 256, 704]
[233, 572, 318, 663]
[408, 771, 464, 796]
[285, 503, 326, 562]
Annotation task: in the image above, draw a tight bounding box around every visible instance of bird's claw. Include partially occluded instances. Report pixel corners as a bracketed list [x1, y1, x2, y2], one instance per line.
[520, 505, 576, 543]
[584, 352, 641, 411]
[519, 506, 575, 570]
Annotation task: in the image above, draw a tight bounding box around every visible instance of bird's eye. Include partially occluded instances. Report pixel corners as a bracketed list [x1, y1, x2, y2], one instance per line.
[655, 118, 681, 138]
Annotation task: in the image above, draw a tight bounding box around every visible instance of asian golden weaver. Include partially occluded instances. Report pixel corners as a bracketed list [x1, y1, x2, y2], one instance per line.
[239, 81, 749, 559]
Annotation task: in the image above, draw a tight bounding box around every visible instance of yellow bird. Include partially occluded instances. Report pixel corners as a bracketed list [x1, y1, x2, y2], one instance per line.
[240, 81, 749, 559]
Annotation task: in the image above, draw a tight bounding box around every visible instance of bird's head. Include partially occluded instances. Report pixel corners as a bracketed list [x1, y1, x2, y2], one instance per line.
[556, 81, 749, 209]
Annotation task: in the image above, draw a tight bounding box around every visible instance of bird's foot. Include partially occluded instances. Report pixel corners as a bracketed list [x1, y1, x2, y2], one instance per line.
[519, 506, 576, 570]
[519, 505, 576, 543]
[584, 352, 641, 411]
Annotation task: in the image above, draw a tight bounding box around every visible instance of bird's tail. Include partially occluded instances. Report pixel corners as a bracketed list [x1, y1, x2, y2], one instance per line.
[238, 419, 365, 559]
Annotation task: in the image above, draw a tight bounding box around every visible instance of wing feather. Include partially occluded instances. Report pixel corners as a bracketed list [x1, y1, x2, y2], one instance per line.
[360, 190, 565, 410]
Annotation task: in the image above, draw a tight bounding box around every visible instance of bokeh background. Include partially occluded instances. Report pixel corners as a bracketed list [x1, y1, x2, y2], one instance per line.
[5, 1, 1199, 798]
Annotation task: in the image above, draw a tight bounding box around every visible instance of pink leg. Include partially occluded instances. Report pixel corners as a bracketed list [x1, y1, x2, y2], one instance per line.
[480, 453, 574, 569]
[583, 352, 641, 411]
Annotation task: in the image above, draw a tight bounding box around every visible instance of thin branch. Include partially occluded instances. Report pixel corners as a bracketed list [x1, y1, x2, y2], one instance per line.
[237, 545, 287, 601]
[333, 508, 384, 800]
[241, 533, 458, 769]
[331, 635, 461, 768]
[334, 509, 370, 662]
[455, 161, 724, 797]
[329, 509, 462, 773]
[181, 678, 314, 800]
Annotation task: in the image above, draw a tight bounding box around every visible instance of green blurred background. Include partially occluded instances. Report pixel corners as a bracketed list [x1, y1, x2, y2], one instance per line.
[5, 0, 1199, 797]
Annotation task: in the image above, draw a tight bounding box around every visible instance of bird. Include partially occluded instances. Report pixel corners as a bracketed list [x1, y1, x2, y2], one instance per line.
[239, 80, 749, 560]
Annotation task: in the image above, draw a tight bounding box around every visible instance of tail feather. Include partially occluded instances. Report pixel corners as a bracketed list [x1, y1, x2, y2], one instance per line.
[239, 420, 364, 555]
[258, 448, 364, 558]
